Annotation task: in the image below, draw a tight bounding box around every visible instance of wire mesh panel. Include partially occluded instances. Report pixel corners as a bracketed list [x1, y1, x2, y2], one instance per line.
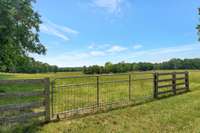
[99, 74, 130, 108]
[131, 73, 154, 103]
[52, 73, 154, 119]
[52, 76, 97, 118]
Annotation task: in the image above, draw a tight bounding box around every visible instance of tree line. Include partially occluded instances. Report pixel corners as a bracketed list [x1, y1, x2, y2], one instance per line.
[0, 55, 83, 73]
[83, 58, 200, 74]
[3, 57, 200, 74]
[1, 1, 200, 74]
[0, 56, 58, 73]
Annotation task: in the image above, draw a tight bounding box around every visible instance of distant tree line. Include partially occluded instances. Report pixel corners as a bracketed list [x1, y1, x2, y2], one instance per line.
[2, 58, 200, 74]
[83, 58, 200, 74]
[0, 56, 58, 73]
[58, 67, 83, 72]
[0, 56, 84, 73]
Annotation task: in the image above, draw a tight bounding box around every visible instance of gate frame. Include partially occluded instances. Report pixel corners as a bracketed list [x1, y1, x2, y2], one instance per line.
[50, 72, 153, 119]
[153, 71, 189, 98]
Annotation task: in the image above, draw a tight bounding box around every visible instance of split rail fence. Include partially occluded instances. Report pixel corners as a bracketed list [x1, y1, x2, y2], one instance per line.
[0, 71, 189, 123]
[51, 71, 189, 119]
[153, 72, 189, 98]
[0, 78, 50, 124]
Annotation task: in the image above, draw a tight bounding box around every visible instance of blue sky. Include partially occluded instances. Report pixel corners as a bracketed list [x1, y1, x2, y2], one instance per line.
[33, 0, 200, 67]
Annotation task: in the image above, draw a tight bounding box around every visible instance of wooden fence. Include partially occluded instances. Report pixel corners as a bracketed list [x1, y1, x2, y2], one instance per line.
[0, 78, 50, 124]
[0, 71, 190, 123]
[153, 72, 189, 98]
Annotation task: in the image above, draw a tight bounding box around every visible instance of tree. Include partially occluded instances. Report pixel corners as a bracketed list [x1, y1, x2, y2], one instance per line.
[82, 58, 200, 74]
[105, 62, 113, 73]
[0, 0, 46, 72]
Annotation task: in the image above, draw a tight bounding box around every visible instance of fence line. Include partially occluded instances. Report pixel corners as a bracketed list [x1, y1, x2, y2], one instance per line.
[0, 78, 50, 124]
[52, 72, 154, 119]
[0, 71, 190, 123]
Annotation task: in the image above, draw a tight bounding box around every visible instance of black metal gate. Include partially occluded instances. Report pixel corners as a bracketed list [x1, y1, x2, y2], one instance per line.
[51, 73, 154, 119]
[51, 71, 189, 119]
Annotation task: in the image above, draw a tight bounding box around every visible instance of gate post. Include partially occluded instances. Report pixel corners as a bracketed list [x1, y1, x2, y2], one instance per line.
[185, 71, 189, 91]
[129, 74, 132, 100]
[96, 76, 100, 107]
[172, 72, 176, 95]
[51, 80, 55, 118]
[44, 78, 51, 122]
[153, 73, 158, 98]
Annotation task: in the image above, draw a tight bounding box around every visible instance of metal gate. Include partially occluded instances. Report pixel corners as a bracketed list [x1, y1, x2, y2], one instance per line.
[51, 71, 189, 119]
[51, 73, 154, 119]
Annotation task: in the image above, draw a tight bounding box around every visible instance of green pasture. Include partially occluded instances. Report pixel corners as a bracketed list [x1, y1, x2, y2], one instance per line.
[0, 70, 200, 133]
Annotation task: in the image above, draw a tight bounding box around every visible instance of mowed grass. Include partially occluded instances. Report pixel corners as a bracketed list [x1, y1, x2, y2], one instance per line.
[0, 70, 200, 133]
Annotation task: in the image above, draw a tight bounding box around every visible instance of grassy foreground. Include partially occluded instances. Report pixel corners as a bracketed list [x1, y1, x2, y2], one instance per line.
[0, 70, 200, 133]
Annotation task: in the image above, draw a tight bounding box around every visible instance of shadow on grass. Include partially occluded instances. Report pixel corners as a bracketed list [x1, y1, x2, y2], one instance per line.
[50, 89, 196, 124]
[3, 89, 197, 132]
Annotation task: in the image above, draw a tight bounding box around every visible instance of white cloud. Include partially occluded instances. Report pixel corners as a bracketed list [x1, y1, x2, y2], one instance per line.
[133, 44, 143, 50]
[88, 44, 95, 49]
[34, 51, 105, 67]
[88, 43, 111, 49]
[87, 44, 127, 56]
[34, 43, 200, 67]
[89, 51, 106, 56]
[106, 45, 127, 53]
[47, 20, 79, 35]
[131, 44, 199, 57]
[93, 0, 123, 14]
[40, 24, 70, 41]
[34, 44, 127, 67]
[40, 19, 79, 41]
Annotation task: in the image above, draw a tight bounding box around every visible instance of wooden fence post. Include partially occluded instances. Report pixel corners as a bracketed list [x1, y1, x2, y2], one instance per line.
[96, 76, 100, 107]
[153, 73, 158, 98]
[185, 71, 189, 91]
[44, 78, 50, 122]
[129, 74, 132, 100]
[172, 72, 176, 95]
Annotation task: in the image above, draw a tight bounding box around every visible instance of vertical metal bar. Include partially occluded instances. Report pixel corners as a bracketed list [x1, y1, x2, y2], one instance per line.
[185, 71, 189, 91]
[44, 78, 50, 122]
[129, 74, 131, 100]
[64, 82, 67, 116]
[62, 81, 65, 113]
[153, 73, 158, 98]
[96, 76, 100, 107]
[172, 72, 176, 95]
[51, 80, 54, 118]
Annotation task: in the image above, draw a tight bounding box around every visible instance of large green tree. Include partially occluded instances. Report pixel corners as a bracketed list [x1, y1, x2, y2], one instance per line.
[0, 0, 46, 72]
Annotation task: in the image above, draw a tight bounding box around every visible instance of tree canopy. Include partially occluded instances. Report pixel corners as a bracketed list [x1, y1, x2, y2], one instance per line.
[0, 0, 46, 72]
[83, 58, 200, 74]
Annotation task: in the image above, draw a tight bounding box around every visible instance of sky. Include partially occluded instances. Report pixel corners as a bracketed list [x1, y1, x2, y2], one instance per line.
[33, 0, 200, 67]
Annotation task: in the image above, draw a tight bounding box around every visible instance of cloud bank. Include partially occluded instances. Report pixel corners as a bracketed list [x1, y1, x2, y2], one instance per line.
[40, 19, 79, 41]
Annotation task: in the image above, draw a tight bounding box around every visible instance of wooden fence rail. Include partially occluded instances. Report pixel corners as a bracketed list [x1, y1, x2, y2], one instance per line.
[0, 78, 50, 124]
[0, 71, 190, 123]
[153, 71, 189, 98]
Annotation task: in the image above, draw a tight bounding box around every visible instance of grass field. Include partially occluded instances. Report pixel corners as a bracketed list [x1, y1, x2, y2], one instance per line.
[1, 70, 200, 133]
